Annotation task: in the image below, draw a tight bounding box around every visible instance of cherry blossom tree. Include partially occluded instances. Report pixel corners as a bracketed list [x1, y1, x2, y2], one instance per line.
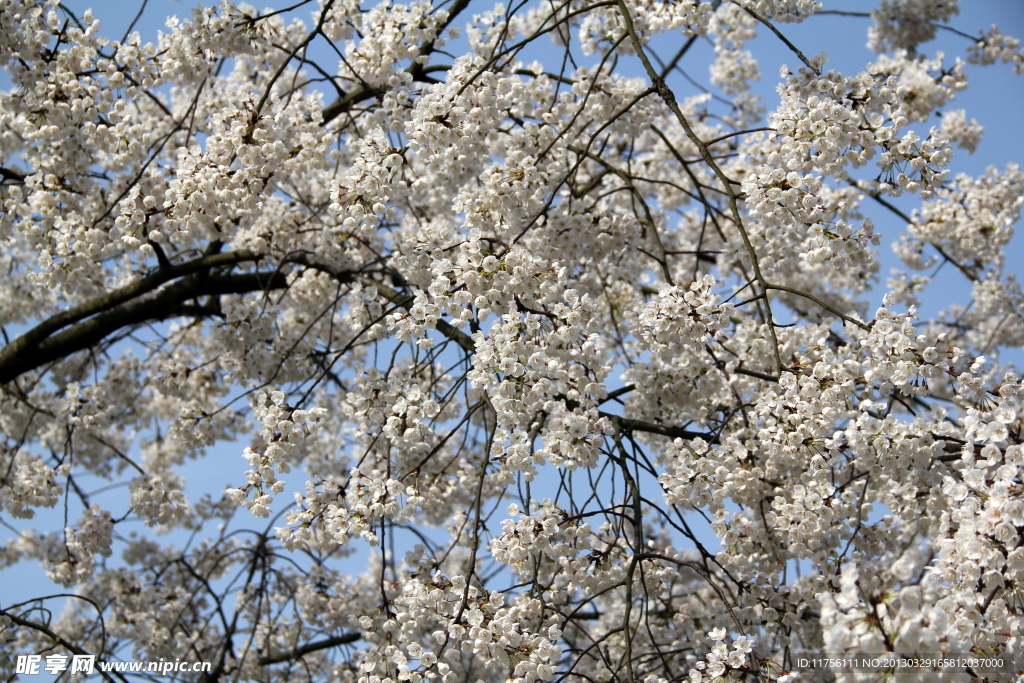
[2, 0, 1024, 680]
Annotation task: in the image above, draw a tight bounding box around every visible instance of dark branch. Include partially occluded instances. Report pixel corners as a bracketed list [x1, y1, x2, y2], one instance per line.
[0, 166, 26, 184]
[320, 0, 472, 126]
[258, 632, 361, 665]
[0, 268, 288, 384]
[603, 413, 720, 444]
[0, 250, 265, 378]
[1, 609, 123, 683]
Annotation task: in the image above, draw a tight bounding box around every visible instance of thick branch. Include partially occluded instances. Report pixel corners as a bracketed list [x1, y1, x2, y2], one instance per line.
[258, 632, 361, 665]
[0, 269, 288, 384]
[603, 413, 720, 444]
[0, 166, 26, 184]
[321, 86, 378, 125]
[0, 250, 264, 375]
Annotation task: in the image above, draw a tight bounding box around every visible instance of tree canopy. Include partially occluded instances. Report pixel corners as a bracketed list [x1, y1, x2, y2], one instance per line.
[2, 0, 1024, 680]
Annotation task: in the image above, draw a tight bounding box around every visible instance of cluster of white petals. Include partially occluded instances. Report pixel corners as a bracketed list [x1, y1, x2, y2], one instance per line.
[868, 0, 959, 53]
[967, 25, 1024, 74]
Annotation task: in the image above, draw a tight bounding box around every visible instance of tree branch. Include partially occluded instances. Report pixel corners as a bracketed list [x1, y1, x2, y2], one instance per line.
[0, 166, 26, 184]
[603, 413, 720, 444]
[0, 250, 265, 375]
[614, 0, 785, 373]
[0, 268, 288, 384]
[1, 608, 124, 683]
[345, 268, 477, 354]
[257, 631, 361, 665]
